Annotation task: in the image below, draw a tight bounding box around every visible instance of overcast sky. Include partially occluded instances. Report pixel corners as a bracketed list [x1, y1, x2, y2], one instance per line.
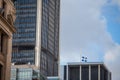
[60, 0, 120, 80]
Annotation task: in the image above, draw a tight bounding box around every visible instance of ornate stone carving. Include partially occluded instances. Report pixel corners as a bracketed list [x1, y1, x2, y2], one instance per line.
[0, 0, 3, 8]
[5, 0, 16, 25]
[7, 7, 16, 25]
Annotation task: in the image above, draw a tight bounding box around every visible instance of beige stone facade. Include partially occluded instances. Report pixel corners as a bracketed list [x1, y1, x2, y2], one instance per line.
[0, 0, 16, 80]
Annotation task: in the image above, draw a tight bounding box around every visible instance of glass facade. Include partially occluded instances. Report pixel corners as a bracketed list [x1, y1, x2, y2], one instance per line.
[81, 66, 89, 80]
[17, 68, 33, 80]
[91, 65, 98, 80]
[12, 0, 37, 65]
[11, 68, 47, 80]
[68, 66, 80, 80]
[11, 68, 17, 80]
[100, 66, 108, 80]
[64, 66, 67, 80]
[40, 0, 60, 76]
[12, 0, 60, 77]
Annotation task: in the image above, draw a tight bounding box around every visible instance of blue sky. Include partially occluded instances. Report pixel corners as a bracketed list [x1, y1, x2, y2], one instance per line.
[103, 4, 120, 44]
[60, 0, 120, 80]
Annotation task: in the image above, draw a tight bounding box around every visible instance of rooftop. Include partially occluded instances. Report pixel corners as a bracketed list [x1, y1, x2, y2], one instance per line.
[66, 62, 111, 73]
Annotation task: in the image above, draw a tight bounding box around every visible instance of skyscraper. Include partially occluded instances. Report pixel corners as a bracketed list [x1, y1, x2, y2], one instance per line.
[12, 0, 60, 76]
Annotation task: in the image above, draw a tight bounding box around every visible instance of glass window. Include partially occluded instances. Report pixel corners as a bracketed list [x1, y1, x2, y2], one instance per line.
[68, 66, 80, 80]
[91, 65, 98, 80]
[100, 66, 108, 80]
[12, 0, 37, 65]
[81, 66, 89, 80]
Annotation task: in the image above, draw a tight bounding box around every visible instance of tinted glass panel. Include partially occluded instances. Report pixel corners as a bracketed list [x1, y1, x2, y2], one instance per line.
[81, 66, 89, 80]
[40, 0, 60, 76]
[64, 66, 67, 80]
[12, 0, 37, 65]
[17, 68, 32, 80]
[69, 66, 80, 80]
[91, 65, 98, 80]
[100, 66, 108, 80]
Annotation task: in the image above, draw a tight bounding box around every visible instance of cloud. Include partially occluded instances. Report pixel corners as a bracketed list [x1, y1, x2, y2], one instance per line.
[104, 44, 120, 80]
[104, 44, 120, 62]
[103, 1, 120, 80]
[111, 0, 120, 6]
[105, 0, 120, 7]
[61, 0, 112, 62]
[61, 0, 120, 80]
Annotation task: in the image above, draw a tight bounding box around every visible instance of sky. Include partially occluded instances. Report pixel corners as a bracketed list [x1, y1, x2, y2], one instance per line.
[60, 0, 120, 80]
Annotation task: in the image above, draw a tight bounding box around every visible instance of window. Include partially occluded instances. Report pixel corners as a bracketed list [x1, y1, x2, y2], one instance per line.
[81, 66, 89, 80]
[100, 66, 108, 80]
[17, 68, 32, 80]
[64, 66, 67, 80]
[12, 0, 37, 64]
[69, 66, 80, 80]
[91, 65, 98, 80]
[0, 64, 2, 80]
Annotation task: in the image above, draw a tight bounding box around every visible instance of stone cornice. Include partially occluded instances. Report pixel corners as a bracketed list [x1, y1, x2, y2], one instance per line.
[5, 0, 15, 9]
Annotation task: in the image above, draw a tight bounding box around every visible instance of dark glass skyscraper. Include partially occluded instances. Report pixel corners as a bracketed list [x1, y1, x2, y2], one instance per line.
[12, 0, 60, 76]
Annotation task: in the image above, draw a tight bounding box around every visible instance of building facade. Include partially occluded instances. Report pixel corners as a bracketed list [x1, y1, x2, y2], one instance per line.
[12, 0, 60, 76]
[11, 65, 47, 80]
[61, 62, 111, 80]
[0, 0, 16, 80]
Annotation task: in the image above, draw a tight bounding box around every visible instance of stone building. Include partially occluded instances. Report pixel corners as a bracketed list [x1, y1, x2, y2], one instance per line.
[0, 0, 16, 80]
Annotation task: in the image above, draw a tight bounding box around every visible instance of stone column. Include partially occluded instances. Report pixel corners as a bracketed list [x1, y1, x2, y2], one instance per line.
[0, 0, 3, 8]
[98, 65, 100, 80]
[5, 36, 12, 80]
[80, 65, 81, 80]
[2, 34, 8, 55]
[89, 65, 91, 80]
[66, 65, 68, 80]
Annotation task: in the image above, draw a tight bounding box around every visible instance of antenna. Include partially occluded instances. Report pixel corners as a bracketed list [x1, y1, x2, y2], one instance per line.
[81, 56, 87, 62]
[80, 48, 82, 62]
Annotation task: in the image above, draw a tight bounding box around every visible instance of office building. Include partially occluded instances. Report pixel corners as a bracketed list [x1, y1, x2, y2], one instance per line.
[60, 62, 111, 80]
[0, 0, 16, 80]
[11, 65, 47, 80]
[12, 0, 60, 76]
